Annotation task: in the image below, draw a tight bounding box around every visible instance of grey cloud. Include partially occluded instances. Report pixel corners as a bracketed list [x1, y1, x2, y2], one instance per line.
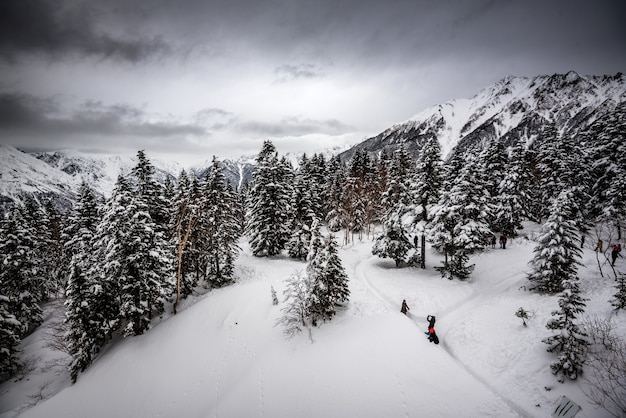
[237, 116, 352, 137]
[0, 93, 205, 139]
[0, 0, 169, 63]
[274, 64, 324, 83]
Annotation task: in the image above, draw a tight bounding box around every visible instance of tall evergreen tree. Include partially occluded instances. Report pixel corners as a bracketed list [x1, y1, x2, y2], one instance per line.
[308, 232, 350, 324]
[411, 136, 443, 269]
[63, 181, 102, 382]
[428, 156, 492, 280]
[543, 275, 588, 382]
[246, 141, 293, 256]
[527, 189, 582, 294]
[287, 156, 318, 260]
[373, 146, 415, 267]
[492, 145, 527, 236]
[0, 294, 21, 381]
[199, 157, 241, 287]
[0, 204, 43, 336]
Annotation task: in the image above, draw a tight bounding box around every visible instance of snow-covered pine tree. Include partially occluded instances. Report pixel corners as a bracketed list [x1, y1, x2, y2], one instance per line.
[586, 102, 626, 235]
[131, 150, 170, 233]
[527, 189, 583, 294]
[0, 204, 43, 336]
[320, 233, 350, 310]
[611, 273, 626, 311]
[410, 136, 443, 269]
[63, 181, 103, 382]
[543, 275, 589, 382]
[428, 155, 492, 280]
[373, 147, 414, 267]
[477, 138, 508, 203]
[246, 140, 293, 256]
[199, 156, 241, 288]
[325, 155, 347, 233]
[492, 144, 527, 236]
[0, 294, 22, 381]
[119, 193, 172, 336]
[42, 200, 65, 296]
[287, 156, 318, 260]
[342, 149, 373, 242]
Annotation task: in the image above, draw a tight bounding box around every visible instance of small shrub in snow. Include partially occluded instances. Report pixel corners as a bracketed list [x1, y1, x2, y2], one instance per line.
[515, 307, 531, 327]
[581, 316, 626, 418]
[271, 286, 279, 306]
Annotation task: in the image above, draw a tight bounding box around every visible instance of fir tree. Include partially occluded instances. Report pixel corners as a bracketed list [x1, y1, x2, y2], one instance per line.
[492, 145, 527, 236]
[308, 232, 350, 324]
[527, 189, 582, 294]
[0, 204, 43, 336]
[410, 136, 443, 269]
[199, 157, 241, 288]
[287, 158, 318, 260]
[63, 181, 102, 382]
[0, 294, 22, 381]
[373, 147, 415, 267]
[611, 273, 626, 311]
[246, 140, 293, 256]
[543, 276, 588, 382]
[428, 155, 492, 280]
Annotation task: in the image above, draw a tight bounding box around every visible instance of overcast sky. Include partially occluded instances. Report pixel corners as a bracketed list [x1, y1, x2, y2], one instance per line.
[0, 0, 624, 165]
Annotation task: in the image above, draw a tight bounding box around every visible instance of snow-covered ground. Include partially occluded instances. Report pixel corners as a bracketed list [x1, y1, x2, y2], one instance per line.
[1, 223, 624, 417]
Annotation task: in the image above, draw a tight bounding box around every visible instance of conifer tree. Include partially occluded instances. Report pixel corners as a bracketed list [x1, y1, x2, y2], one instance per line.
[199, 157, 241, 287]
[428, 155, 491, 280]
[586, 102, 626, 235]
[276, 271, 314, 340]
[492, 144, 527, 236]
[287, 157, 318, 260]
[131, 150, 170, 232]
[0, 294, 21, 381]
[411, 136, 443, 268]
[527, 189, 582, 294]
[171, 169, 198, 300]
[246, 140, 293, 256]
[611, 273, 626, 311]
[373, 147, 414, 266]
[63, 181, 102, 382]
[0, 204, 43, 336]
[543, 276, 588, 382]
[325, 155, 347, 233]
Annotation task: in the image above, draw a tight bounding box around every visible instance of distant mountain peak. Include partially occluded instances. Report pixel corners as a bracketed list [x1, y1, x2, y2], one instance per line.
[340, 72, 626, 162]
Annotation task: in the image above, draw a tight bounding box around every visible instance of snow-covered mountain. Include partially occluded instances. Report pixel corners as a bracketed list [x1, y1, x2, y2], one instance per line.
[0, 145, 78, 215]
[0, 146, 256, 216]
[340, 71, 626, 160]
[2, 71, 624, 214]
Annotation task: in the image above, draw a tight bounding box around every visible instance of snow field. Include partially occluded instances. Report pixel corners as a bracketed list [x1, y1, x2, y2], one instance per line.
[2, 226, 624, 418]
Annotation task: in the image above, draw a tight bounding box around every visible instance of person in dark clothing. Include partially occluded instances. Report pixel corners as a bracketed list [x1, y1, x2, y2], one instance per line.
[425, 315, 439, 344]
[491, 234, 496, 249]
[401, 299, 410, 315]
[499, 234, 508, 249]
[595, 240, 603, 252]
[612, 245, 621, 266]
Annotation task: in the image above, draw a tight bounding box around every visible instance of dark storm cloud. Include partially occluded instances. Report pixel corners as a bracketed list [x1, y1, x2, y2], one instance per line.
[0, 0, 169, 63]
[0, 93, 205, 139]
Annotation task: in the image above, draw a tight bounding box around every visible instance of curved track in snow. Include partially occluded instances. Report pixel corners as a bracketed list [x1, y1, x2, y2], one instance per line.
[352, 253, 532, 418]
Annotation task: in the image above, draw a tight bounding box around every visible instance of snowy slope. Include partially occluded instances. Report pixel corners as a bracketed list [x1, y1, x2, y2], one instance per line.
[0, 145, 77, 213]
[2, 224, 624, 418]
[341, 71, 626, 160]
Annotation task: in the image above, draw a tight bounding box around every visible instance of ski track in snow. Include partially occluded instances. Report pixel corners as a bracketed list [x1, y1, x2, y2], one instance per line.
[352, 251, 531, 418]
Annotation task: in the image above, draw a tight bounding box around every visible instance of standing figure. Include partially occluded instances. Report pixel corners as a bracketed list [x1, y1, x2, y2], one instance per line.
[425, 315, 439, 344]
[401, 299, 410, 315]
[491, 234, 497, 249]
[612, 245, 620, 266]
[595, 240, 603, 252]
[580, 235, 585, 248]
[499, 234, 508, 249]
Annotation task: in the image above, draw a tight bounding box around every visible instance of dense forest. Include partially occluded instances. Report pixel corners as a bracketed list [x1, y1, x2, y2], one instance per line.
[1, 106, 626, 385]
